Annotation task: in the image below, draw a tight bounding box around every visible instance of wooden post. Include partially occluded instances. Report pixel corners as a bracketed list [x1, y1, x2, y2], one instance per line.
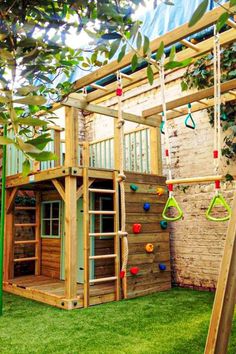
[150, 117, 162, 175]
[82, 142, 89, 168]
[54, 129, 61, 167]
[35, 192, 41, 276]
[204, 192, 236, 354]
[64, 106, 78, 300]
[3, 190, 14, 281]
[83, 167, 89, 307]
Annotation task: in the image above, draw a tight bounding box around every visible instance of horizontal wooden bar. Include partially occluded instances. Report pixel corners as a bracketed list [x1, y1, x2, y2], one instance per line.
[15, 206, 36, 210]
[89, 276, 117, 284]
[14, 223, 37, 227]
[89, 210, 116, 215]
[14, 257, 38, 262]
[90, 83, 108, 92]
[227, 19, 236, 29]
[89, 232, 116, 237]
[166, 175, 223, 185]
[73, 4, 230, 91]
[180, 39, 200, 52]
[143, 79, 236, 118]
[89, 188, 115, 194]
[14, 240, 38, 245]
[89, 254, 117, 260]
[63, 94, 159, 127]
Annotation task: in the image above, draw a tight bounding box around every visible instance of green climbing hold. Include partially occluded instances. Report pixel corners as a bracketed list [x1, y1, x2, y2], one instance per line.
[206, 193, 231, 222]
[162, 196, 183, 222]
[130, 184, 138, 192]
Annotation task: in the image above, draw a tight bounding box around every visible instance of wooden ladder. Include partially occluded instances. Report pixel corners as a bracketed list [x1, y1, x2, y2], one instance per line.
[83, 168, 120, 307]
[13, 192, 41, 275]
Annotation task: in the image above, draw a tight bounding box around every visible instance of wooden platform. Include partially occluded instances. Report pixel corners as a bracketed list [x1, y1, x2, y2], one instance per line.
[3, 275, 116, 310]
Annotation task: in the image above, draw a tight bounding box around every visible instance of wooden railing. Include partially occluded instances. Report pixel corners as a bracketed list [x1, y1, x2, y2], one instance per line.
[6, 127, 153, 176]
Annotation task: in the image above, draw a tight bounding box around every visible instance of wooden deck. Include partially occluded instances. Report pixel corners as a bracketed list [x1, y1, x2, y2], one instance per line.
[3, 275, 116, 310]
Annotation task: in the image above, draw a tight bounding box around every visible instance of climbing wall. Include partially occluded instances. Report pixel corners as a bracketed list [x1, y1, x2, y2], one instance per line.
[124, 172, 171, 298]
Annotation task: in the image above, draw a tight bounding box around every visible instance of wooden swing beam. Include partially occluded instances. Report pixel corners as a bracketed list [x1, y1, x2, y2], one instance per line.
[166, 175, 223, 185]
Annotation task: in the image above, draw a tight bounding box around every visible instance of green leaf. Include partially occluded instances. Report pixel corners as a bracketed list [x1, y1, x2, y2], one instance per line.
[0, 136, 15, 145]
[189, 0, 209, 27]
[0, 96, 9, 103]
[169, 46, 176, 62]
[17, 137, 41, 154]
[117, 44, 126, 63]
[181, 81, 188, 91]
[165, 58, 192, 70]
[22, 159, 31, 177]
[147, 65, 154, 85]
[131, 54, 138, 72]
[16, 85, 40, 96]
[156, 41, 164, 61]
[26, 134, 53, 150]
[0, 49, 13, 60]
[28, 151, 58, 161]
[14, 96, 47, 105]
[109, 38, 121, 59]
[136, 32, 142, 50]
[230, 0, 236, 6]
[17, 118, 48, 127]
[143, 35, 150, 55]
[101, 32, 122, 40]
[216, 12, 230, 32]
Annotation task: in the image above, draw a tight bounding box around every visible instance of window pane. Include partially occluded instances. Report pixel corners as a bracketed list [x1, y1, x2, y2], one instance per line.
[43, 203, 51, 218]
[42, 220, 51, 236]
[52, 202, 60, 218]
[52, 220, 59, 236]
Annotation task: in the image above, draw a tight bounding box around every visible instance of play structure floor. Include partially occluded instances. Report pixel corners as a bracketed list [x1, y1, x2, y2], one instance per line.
[3, 275, 116, 309]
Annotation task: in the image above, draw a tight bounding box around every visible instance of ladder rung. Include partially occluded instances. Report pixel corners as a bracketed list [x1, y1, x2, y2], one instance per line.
[89, 254, 117, 260]
[89, 211, 116, 215]
[14, 223, 37, 227]
[89, 188, 115, 194]
[89, 276, 117, 284]
[15, 207, 36, 210]
[14, 257, 38, 262]
[89, 232, 116, 237]
[14, 240, 38, 245]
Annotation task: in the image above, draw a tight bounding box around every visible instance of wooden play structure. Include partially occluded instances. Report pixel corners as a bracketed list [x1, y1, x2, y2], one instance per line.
[1, 3, 236, 353]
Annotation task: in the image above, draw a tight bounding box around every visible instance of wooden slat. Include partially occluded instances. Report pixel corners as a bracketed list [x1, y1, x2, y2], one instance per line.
[142, 79, 236, 118]
[204, 192, 236, 354]
[14, 257, 38, 262]
[89, 254, 117, 260]
[89, 188, 115, 194]
[180, 39, 200, 51]
[90, 276, 117, 284]
[3, 190, 14, 281]
[54, 130, 61, 167]
[35, 192, 41, 276]
[14, 223, 37, 227]
[14, 240, 38, 245]
[89, 232, 116, 237]
[73, 4, 231, 91]
[63, 94, 159, 127]
[89, 210, 116, 215]
[6, 187, 18, 214]
[15, 206, 36, 210]
[83, 167, 90, 307]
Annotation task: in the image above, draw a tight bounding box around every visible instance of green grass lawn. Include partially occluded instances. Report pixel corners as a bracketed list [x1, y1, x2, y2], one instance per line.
[0, 289, 236, 354]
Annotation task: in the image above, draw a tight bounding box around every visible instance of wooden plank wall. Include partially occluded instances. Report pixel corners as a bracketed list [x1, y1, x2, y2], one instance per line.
[125, 172, 171, 298]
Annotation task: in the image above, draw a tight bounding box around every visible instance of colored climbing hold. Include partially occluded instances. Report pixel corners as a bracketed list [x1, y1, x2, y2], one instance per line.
[116, 87, 123, 96]
[159, 263, 166, 271]
[130, 184, 138, 191]
[143, 202, 150, 211]
[133, 223, 142, 234]
[130, 267, 139, 275]
[160, 220, 168, 230]
[145, 243, 154, 253]
[157, 187, 165, 196]
[120, 270, 125, 279]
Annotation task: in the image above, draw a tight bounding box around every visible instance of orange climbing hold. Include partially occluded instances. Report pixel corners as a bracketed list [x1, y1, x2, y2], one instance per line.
[157, 187, 165, 196]
[145, 243, 154, 253]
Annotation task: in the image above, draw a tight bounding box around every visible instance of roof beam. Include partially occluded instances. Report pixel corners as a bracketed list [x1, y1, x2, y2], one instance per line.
[73, 3, 231, 91]
[142, 79, 236, 118]
[63, 93, 160, 127]
[86, 29, 235, 104]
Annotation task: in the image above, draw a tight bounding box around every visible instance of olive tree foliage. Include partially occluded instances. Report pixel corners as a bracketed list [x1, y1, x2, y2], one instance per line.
[0, 0, 235, 176]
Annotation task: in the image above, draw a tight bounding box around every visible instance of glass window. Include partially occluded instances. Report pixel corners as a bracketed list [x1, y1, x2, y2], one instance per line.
[41, 201, 61, 238]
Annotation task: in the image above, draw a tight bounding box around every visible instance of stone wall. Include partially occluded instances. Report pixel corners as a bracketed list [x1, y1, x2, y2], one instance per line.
[89, 70, 236, 290]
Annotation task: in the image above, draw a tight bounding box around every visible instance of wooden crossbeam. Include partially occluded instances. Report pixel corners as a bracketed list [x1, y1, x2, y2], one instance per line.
[73, 4, 231, 91]
[180, 39, 200, 51]
[142, 79, 236, 118]
[52, 179, 65, 201]
[90, 83, 108, 92]
[76, 179, 94, 200]
[226, 19, 236, 29]
[166, 175, 223, 185]
[204, 192, 236, 354]
[63, 93, 159, 127]
[86, 29, 235, 104]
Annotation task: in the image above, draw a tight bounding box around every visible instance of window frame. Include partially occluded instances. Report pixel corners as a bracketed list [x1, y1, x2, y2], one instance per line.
[41, 200, 61, 239]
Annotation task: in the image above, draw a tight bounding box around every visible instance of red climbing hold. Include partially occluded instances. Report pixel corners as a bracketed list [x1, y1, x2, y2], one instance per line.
[133, 223, 142, 234]
[213, 150, 218, 159]
[116, 88, 123, 96]
[130, 267, 139, 275]
[120, 270, 125, 279]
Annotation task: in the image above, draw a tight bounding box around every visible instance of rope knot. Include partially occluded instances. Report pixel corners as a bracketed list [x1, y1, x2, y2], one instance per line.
[118, 173, 126, 182]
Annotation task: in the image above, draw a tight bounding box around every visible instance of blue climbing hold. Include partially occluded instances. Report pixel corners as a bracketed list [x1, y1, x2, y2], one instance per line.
[143, 202, 150, 211]
[159, 263, 166, 271]
[160, 220, 168, 230]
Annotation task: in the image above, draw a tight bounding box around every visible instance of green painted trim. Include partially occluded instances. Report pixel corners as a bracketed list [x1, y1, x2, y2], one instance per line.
[0, 124, 7, 316]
